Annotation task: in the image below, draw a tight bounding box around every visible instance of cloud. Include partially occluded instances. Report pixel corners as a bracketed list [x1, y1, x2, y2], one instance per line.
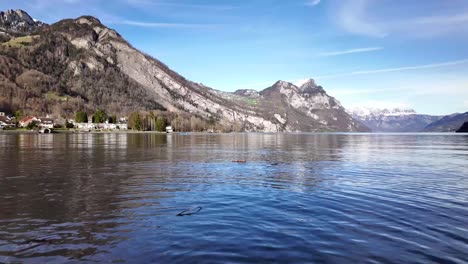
[113, 20, 217, 29]
[334, 0, 387, 38]
[319, 47, 383, 57]
[315, 59, 468, 79]
[333, 0, 468, 38]
[305, 0, 321, 7]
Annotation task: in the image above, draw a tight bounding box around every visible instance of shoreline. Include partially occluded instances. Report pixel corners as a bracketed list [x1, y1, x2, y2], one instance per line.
[0, 129, 462, 135]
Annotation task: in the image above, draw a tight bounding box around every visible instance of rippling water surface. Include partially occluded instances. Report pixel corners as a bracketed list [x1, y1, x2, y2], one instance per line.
[0, 133, 467, 263]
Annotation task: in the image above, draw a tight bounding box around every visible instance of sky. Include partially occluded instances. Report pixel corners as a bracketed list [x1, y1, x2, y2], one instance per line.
[1, 0, 468, 115]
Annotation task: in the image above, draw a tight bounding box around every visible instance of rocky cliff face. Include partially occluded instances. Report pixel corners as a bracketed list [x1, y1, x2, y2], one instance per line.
[0, 10, 369, 132]
[424, 112, 468, 132]
[246, 80, 369, 132]
[349, 107, 441, 132]
[0, 9, 44, 36]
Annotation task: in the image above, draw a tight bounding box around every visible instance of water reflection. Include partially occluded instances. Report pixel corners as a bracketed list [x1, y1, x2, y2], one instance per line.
[0, 133, 467, 263]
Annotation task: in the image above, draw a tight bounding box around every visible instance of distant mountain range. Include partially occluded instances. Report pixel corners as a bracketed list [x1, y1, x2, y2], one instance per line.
[423, 112, 468, 132]
[348, 107, 442, 132]
[0, 9, 369, 132]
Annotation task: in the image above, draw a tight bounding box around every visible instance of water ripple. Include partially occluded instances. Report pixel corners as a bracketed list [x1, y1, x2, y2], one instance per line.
[0, 133, 467, 263]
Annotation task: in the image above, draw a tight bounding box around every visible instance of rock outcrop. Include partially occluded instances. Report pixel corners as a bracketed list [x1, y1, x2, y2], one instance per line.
[0, 9, 44, 35]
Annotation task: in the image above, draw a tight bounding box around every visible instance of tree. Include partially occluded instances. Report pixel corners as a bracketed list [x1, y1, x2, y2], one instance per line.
[190, 116, 204, 131]
[134, 113, 142, 131]
[109, 115, 117, 124]
[15, 110, 24, 123]
[75, 111, 88, 123]
[93, 109, 108, 123]
[26, 121, 38, 130]
[65, 120, 74, 129]
[128, 111, 142, 131]
[155, 116, 166, 132]
[209, 115, 216, 126]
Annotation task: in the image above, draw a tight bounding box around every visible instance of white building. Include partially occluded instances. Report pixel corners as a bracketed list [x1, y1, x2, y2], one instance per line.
[97, 123, 128, 130]
[73, 122, 127, 131]
[38, 117, 54, 129]
[74, 123, 96, 130]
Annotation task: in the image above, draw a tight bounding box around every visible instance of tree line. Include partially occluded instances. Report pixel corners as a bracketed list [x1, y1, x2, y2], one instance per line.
[126, 110, 243, 132]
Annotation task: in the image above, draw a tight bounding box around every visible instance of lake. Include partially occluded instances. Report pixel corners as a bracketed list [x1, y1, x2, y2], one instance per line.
[0, 133, 467, 263]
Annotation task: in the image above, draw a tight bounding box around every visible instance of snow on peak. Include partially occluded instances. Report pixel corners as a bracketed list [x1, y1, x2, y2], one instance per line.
[349, 107, 417, 117]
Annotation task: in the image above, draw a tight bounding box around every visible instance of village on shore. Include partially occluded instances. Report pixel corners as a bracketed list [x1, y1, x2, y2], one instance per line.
[0, 110, 177, 134]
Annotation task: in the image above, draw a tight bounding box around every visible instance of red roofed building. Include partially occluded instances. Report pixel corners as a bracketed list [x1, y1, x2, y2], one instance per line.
[19, 116, 39, 127]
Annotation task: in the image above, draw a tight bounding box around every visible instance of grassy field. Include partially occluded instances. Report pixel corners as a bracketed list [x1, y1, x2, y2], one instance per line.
[46, 92, 70, 101]
[244, 98, 258, 106]
[1, 35, 38, 47]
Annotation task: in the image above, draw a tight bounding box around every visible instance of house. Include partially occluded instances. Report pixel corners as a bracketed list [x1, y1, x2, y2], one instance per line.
[73, 122, 128, 131]
[0, 115, 14, 128]
[166, 126, 173, 133]
[19, 116, 39, 127]
[38, 117, 54, 129]
[98, 122, 128, 130]
[74, 123, 97, 131]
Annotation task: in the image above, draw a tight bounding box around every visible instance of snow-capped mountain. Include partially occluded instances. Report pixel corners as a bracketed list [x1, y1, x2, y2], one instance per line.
[350, 107, 417, 118]
[348, 107, 441, 132]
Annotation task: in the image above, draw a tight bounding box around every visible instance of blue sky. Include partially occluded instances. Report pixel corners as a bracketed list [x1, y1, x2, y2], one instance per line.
[1, 0, 468, 115]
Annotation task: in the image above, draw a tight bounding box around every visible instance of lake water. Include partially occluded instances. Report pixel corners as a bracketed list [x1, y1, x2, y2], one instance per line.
[0, 133, 467, 263]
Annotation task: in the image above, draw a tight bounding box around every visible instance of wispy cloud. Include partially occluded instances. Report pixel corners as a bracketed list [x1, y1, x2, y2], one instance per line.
[316, 59, 468, 79]
[334, 0, 387, 38]
[333, 0, 468, 38]
[113, 20, 217, 29]
[319, 47, 383, 57]
[305, 0, 321, 7]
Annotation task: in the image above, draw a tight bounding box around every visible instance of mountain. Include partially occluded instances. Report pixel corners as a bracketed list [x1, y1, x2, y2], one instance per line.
[0, 9, 45, 39]
[456, 122, 468, 133]
[348, 107, 441, 132]
[0, 10, 368, 132]
[423, 112, 468, 132]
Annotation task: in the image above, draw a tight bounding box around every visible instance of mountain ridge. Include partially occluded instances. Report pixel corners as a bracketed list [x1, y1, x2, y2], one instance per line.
[0, 10, 369, 132]
[0, 9, 45, 37]
[423, 112, 468, 132]
[348, 107, 442, 132]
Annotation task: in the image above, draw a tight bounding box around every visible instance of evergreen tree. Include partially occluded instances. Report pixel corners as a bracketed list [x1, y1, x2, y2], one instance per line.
[155, 116, 166, 132]
[75, 111, 88, 123]
[93, 109, 108, 123]
[134, 114, 142, 131]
